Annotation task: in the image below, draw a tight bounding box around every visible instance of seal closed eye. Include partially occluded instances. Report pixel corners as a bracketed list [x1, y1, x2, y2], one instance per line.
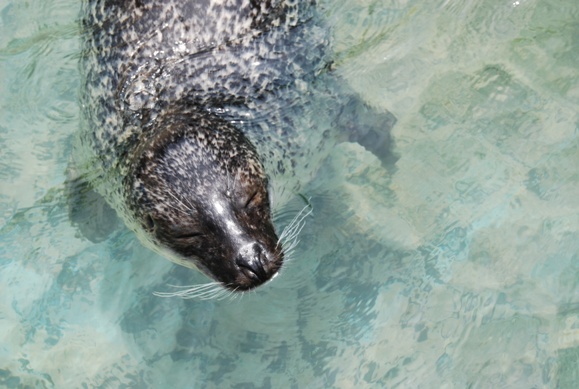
[74, 0, 396, 292]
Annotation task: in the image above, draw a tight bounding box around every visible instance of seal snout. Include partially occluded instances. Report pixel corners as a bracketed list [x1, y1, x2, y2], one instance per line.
[235, 243, 277, 286]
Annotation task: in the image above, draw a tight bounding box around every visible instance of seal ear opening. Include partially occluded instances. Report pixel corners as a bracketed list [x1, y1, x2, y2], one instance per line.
[144, 214, 155, 232]
[243, 190, 259, 209]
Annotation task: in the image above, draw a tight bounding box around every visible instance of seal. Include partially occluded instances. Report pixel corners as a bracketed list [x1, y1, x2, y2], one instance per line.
[74, 0, 396, 292]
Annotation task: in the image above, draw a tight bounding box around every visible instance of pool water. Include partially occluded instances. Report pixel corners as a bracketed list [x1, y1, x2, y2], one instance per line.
[1, 0, 578, 387]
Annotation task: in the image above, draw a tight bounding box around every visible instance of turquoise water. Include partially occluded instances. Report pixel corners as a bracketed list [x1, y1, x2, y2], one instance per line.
[1, 0, 578, 387]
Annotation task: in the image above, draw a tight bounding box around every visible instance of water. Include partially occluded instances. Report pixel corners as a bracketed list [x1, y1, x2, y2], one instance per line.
[1, 0, 578, 387]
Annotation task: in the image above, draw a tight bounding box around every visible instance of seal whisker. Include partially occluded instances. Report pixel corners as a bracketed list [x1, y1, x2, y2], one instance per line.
[153, 281, 227, 300]
[187, 286, 226, 300]
[282, 215, 309, 247]
[277, 201, 313, 243]
[215, 286, 236, 300]
[280, 247, 299, 268]
[283, 236, 301, 254]
[193, 284, 230, 299]
[165, 188, 195, 214]
[179, 191, 198, 215]
[198, 287, 225, 300]
[222, 287, 239, 301]
[283, 245, 298, 261]
[277, 202, 313, 258]
[166, 282, 220, 291]
[216, 289, 231, 301]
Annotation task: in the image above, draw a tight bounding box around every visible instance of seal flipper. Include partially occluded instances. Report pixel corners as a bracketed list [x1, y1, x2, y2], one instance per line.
[66, 174, 118, 243]
[334, 95, 398, 168]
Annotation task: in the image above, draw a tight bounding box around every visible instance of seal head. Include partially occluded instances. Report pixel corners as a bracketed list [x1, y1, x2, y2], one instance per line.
[126, 106, 281, 291]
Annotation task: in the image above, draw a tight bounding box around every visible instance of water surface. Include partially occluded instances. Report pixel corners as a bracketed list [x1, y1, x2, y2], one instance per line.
[0, 0, 578, 387]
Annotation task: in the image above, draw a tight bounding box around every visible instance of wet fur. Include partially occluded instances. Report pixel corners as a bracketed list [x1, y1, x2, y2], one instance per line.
[76, 0, 396, 291]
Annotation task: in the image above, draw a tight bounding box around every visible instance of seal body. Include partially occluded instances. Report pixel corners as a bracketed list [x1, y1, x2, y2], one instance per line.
[76, 0, 395, 291]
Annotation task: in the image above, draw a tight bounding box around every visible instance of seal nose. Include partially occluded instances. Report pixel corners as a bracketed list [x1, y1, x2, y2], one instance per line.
[235, 243, 269, 282]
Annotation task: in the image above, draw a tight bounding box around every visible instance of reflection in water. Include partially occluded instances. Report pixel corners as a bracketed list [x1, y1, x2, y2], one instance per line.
[0, 0, 578, 387]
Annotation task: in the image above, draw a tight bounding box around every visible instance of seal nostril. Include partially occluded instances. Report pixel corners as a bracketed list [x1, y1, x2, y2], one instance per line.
[236, 244, 268, 282]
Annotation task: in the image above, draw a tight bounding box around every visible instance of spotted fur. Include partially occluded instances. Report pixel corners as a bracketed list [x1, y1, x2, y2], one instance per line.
[76, 0, 395, 290]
